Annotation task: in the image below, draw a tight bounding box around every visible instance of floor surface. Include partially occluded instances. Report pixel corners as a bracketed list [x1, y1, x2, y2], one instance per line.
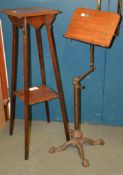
[0, 120, 123, 175]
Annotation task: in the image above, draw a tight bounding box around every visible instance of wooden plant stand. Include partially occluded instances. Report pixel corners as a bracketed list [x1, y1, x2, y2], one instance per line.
[1, 7, 70, 160]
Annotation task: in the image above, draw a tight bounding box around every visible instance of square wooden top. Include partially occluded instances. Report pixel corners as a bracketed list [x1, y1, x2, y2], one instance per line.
[1, 7, 60, 18]
[64, 8, 120, 47]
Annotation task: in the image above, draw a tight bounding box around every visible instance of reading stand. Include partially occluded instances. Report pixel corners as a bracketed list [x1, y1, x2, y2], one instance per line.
[49, 8, 120, 167]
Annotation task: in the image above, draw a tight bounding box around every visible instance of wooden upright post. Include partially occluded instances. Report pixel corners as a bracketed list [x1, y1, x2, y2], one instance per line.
[0, 20, 9, 128]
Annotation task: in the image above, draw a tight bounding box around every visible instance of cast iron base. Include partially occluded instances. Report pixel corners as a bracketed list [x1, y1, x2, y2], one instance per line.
[49, 129, 104, 167]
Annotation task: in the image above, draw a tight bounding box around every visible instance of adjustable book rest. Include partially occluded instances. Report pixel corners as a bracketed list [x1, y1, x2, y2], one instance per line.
[49, 8, 120, 167]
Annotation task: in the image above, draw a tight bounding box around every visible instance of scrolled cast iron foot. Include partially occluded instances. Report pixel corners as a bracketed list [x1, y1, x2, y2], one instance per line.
[49, 139, 89, 167]
[49, 129, 104, 167]
[49, 139, 80, 153]
[82, 159, 89, 167]
[49, 146, 56, 153]
[49, 129, 88, 167]
[83, 137, 105, 145]
[49, 129, 83, 153]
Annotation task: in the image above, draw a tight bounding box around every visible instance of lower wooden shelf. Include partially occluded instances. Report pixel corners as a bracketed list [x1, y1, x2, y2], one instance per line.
[15, 85, 58, 105]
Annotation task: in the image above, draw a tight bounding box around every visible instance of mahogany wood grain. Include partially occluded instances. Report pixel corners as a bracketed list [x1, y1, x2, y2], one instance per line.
[22, 17, 30, 160]
[64, 8, 120, 47]
[36, 29, 50, 122]
[1, 7, 70, 159]
[0, 20, 9, 121]
[45, 23, 70, 141]
[0, 79, 5, 128]
[9, 24, 18, 135]
[1, 7, 60, 18]
[15, 85, 58, 105]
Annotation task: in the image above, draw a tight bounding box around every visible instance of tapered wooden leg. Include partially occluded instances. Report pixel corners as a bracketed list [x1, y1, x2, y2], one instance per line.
[10, 25, 18, 135]
[22, 18, 29, 160]
[35, 29, 50, 122]
[45, 24, 70, 141]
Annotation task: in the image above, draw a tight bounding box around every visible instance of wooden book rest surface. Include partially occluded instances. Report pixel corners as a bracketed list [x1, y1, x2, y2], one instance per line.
[64, 8, 120, 47]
